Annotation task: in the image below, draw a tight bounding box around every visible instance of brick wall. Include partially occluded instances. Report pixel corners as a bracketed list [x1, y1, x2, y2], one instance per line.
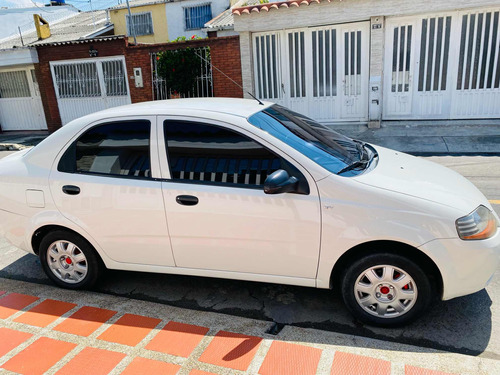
[37, 36, 242, 132]
[36, 38, 127, 132]
[125, 35, 243, 103]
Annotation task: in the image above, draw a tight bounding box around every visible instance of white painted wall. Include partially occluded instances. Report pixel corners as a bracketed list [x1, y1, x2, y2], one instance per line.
[0, 48, 37, 68]
[234, 0, 500, 32]
[166, 0, 230, 39]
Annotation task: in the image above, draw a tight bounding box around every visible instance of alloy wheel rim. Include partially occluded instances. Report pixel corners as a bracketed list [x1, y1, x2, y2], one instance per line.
[354, 264, 418, 318]
[47, 240, 88, 284]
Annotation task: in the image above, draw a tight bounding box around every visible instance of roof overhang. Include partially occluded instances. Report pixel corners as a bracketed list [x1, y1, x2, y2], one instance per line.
[82, 24, 115, 39]
[233, 0, 333, 16]
[0, 47, 38, 68]
[34, 35, 125, 47]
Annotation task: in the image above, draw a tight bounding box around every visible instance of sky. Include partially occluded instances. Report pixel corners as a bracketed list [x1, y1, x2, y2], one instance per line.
[0, 0, 123, 11]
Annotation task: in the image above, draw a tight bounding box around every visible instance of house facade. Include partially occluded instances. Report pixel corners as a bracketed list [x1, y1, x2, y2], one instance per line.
[233, 0, 500, 125]
[110, 0, 230, 43]
[0, 10, 113, 132]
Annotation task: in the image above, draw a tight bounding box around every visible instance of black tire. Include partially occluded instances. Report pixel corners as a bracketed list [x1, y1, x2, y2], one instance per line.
[341, 253, 433, 327]
[39, 230, 104, 289]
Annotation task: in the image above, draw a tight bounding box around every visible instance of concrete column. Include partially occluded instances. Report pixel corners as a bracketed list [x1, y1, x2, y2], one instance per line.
[238, 31, 254, 99]
[368, 16, 385, 128]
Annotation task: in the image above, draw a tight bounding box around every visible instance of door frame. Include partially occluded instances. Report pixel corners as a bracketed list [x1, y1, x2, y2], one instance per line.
[383, 7, 500, 120]
[252, 21, 370, 123]
[0, 64, 48, 130]
[50, 55, 132, 125]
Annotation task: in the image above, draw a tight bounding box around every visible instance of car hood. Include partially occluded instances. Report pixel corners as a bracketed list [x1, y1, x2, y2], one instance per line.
[352, 146, 491, 214]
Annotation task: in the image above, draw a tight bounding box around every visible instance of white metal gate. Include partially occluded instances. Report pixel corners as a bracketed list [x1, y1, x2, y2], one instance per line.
[51, 57, 131, 125]
[384, 7, 500, 119]
[0, 66, 47, 131]
[253, 22, 370, 124]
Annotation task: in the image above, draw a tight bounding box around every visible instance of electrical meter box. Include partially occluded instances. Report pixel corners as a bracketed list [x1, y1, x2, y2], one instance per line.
[133, 68, 143, 88]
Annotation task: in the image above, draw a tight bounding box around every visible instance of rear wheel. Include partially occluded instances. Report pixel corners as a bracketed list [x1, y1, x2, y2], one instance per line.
[39, 230, 103, 289]
[341, 253, 433, 326]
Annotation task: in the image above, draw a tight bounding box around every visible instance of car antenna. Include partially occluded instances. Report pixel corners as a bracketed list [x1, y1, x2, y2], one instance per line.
[194, 51, 264, 105]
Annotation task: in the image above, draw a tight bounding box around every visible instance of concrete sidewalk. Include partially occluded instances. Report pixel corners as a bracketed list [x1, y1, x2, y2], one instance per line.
[335, 122, 500, 155]
[0, 278, 498, 375]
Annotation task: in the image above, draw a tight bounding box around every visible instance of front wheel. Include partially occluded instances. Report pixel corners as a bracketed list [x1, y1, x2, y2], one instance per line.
[39, 230, 104, 289]
[341, 253, 433, 326]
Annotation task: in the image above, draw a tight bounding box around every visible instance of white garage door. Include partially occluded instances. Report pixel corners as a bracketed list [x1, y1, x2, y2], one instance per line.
[253, 22, 370, 124]
[384, 7, 500, 120]
[51, 56, 131, 125]
[0, 66, 47, 131]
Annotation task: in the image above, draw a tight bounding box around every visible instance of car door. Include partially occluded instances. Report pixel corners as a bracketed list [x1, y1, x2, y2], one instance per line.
[49, 116, 176, 267]
[158, 116, 321, 280]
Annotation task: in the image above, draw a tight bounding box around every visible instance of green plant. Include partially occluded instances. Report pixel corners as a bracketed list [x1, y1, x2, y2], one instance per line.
[156, 48, 201, 96]
[259, 0, 269, 3]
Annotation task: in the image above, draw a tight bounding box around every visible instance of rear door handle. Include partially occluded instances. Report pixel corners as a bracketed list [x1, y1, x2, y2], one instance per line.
[176, 195, 199, 206]
[62, 185, 80, 195]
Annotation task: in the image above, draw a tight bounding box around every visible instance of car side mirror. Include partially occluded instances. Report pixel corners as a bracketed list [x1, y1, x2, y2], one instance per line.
[264, 169, 299, 195]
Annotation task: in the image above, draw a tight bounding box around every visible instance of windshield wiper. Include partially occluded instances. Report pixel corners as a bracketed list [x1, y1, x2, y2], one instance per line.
[337, 159, 370, 175]
[353, 140, 367, 160]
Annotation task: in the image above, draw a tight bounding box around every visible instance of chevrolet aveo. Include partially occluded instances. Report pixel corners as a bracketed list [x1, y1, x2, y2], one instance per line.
[0, 98, 499, 326]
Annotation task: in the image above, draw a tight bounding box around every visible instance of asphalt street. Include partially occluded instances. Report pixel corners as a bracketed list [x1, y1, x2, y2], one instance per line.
[1, 152, 499, 360]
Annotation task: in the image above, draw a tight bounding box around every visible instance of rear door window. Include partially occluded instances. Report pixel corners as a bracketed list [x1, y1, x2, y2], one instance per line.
[58, 120, 151, 179]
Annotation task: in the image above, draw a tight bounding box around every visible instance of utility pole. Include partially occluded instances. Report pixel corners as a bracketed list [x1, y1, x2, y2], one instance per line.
[125, 0, 137, 45]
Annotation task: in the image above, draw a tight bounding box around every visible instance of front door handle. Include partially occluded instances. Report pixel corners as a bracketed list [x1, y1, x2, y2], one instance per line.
[62, 185, 80, 195]
[176, 195, 199, 206]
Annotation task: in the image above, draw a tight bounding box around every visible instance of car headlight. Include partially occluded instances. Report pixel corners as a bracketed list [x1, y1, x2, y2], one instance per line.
[456, 205, 498, 240]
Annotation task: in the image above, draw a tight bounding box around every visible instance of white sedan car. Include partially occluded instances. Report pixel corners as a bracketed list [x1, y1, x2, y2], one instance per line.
[0, 98, 499, 326]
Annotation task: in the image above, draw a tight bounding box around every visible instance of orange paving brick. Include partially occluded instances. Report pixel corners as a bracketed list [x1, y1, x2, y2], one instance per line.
[14, 299, 77, 328]
[121, 357, 181, 375]
[97, 313, 161, 347]
[258, 341, 322, 375]
[0, 293, 39, 319]
[198, 330, 262, 371]
[0, 327, 33, 357]
[1, 337, 77, 375]
[54, 306, 117, 336]
[189, 370, 218, 375]
[331, 351, 391, 375]
[56, 347, 126, 375]
[405, 365, 456, 375]
[146, 321, 209, 357]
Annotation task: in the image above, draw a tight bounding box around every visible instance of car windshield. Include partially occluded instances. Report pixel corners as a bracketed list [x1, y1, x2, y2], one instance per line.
[248, 104, 363, 174]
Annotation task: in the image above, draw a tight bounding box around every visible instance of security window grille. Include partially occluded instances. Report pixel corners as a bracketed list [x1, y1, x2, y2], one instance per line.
[418, 16, 452, 92]
[102, 60, 127, 96]
[54, 62, 101, 98]
[184, 4, 212, 30]
[127, 12, 153, 36]
[0, 71, 30, 98]
[391, 25, 412, 92]
[457, 11, 500, 90]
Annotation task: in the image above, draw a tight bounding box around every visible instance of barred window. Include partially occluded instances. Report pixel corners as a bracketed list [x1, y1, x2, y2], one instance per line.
[102, 60, 127, 96]
[53, 62, 101, 99]
[0, 71, 30, 98]
[126, 12, 153, 36]
[184, 3, 212, 30]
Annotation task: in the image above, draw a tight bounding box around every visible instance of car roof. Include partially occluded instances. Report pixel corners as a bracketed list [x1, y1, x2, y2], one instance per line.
[23, 98, 275, 168]
[89, 98, 274, 119]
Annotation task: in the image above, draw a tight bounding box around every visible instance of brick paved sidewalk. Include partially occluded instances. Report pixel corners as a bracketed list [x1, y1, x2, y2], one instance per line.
[0, 279, 498, 375]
